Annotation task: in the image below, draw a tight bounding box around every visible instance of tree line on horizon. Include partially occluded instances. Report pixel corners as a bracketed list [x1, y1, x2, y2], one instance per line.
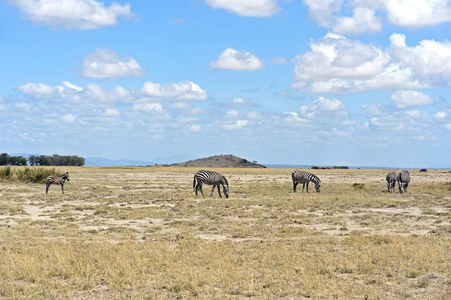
[0, 153, 85, 166]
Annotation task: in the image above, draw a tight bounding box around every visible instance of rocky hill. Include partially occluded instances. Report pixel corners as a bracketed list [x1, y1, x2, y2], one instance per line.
[168, 155, 266, 168]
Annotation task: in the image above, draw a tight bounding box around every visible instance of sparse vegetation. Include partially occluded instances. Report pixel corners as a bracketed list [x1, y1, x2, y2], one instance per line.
[0, 167, 449, 299]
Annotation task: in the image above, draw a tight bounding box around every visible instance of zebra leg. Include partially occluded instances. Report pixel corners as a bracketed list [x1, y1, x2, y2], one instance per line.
[217, 185, 222, 197]
[46, 184, 50, 194]
[302, 183, 306, 192]
[305, 182, 309, 193]
[198, 183, 204, 196]
[210, 184, 216, 197]
[61, 183, 64, 194]
[293, 182, 298, 192]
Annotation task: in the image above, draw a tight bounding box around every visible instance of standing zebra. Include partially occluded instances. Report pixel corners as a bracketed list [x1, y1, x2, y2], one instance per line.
[397, 170, 410, 194]
[386, 171, 397, 193]
[193, 170, 229, 198]
[45, 172, 70, 194]
[292, 170, 321, 193]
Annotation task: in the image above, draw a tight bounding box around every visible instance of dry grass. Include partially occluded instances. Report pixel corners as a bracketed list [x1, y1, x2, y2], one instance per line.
[0, 167, 450, 299]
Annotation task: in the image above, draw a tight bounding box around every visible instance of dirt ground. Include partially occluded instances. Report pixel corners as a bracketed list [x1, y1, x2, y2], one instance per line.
[0, 167, 450, 299]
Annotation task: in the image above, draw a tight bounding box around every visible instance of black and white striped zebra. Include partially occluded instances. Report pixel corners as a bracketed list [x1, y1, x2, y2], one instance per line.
[292, 170, 321, 193]
[386, 171, 397, 193]
[397, 170, 410, 194]
[193, 170, 229, 198]
[45, 172, 70, 194]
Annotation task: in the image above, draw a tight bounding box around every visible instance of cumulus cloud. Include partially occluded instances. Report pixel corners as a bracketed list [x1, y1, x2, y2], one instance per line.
[81, 48, 144, 79]
[131, 103, 163, 113]
[61, 113, 77, 123]
[332, 7, 383, 35]
[19, 81, 133, 105]
[19, 82, 54, 98]
[384, 0, 451, 28]
[223, 119, 248, 130]
[10, 0, 135, 29]
[104, 108, 120, 117]
[205, 0, 279, 17]
[210, 47, 264, 71]
[303, 0, 451, 34]
[390, 90, 434, 109]
[229, 97, 257, 108]
[292, 33, 451, 94]
[299, 96, 347, 119]
[190, 125, 202, 132]
[141, 81, 208, 101]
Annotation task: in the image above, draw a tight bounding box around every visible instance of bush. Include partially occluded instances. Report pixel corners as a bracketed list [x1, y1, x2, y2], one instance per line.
[0, 166, 14, 180]
[352, 183, 365, 189]
[16, 167, 56, 183]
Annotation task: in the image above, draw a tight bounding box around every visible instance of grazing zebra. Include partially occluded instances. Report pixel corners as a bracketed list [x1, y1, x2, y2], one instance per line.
[386, 171, 397, 193]
[193, 170, 229, 198]
[397, 170, 410, 194]
[45, 172, 70, 194]
[292, 170, 321, 193]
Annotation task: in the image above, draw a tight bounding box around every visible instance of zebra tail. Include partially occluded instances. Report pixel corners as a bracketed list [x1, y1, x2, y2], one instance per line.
[193, 176, 196, 189]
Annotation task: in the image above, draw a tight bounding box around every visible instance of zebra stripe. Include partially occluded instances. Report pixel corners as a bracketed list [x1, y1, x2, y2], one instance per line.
[397, 170, 410, 194]
[193, 170, 229, 198]
[46, 172, 70, 194]
[292, 170, 321, 193]
[386, 171, 397, 193]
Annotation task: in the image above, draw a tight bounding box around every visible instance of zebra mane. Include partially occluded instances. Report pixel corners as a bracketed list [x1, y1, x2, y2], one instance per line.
[222, 175, 228, 186]
[311, 174, 320, 183]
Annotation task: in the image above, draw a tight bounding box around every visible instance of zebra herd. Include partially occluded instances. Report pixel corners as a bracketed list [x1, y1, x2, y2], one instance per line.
[44, 169, 412, 196]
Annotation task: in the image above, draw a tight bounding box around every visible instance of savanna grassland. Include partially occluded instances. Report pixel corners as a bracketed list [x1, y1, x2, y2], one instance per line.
[0, 167, 450, 299]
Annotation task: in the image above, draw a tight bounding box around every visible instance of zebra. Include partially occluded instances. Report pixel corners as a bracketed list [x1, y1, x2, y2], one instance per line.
[292, 170, 321, 193]
[397, 170, 410, 194]
[193, 170, 229, 198]
[45, 172, 70, 194]
[386, 171, 397, 193]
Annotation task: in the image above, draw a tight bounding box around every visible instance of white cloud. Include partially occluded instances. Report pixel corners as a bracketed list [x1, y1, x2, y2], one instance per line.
[303, 0, 451, 34]
[11, 0, 135, 29]
[104, 108, 120, 117]
[132, 103, 163, 113]
[15, 102, 32, 111]
[19, 82, 54, 98]
[190, 125, 202, 132]
[223, 120, 248, 130]
[332, 7, 383, 35]
[384, 0, 451, 28]
[20, 132, 36, 142]
[299, 96, 347, 119]
[141, 81, 208, 101]
[434, 111, 446, 119]
[293, 33, 451, 94]
[81, 48, 143, 79]
[229, 97, 257, 108]
[210, 47, 264, 71]
[390, 90, 434, 108]
[389, 33, 451, 86]
[225, 110, 239, 118]
[205, 0, 279, 17]
[19, 81, 133, 104]
[61, 113, 77, 123]
[271, 57, 288, 64]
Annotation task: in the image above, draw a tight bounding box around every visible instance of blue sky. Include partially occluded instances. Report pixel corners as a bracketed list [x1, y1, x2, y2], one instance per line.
[1, 0, 450, 168]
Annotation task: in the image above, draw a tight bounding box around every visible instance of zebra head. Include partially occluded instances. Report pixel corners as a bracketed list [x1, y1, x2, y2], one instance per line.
[314, 181, 321, 192]
[63, 172, 70, 181]
[223, 184, 229, 198]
